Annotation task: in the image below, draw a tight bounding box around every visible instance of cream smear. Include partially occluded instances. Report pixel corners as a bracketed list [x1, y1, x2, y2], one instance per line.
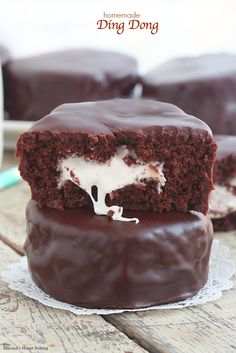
[209, 178, 236, 219]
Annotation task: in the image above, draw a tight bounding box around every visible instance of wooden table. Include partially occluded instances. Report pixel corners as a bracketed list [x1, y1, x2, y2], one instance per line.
[1, 152, 236, 353]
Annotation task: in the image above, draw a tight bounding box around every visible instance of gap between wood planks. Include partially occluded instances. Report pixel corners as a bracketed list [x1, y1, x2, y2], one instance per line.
[103, 315, 171, 353]
[0, 233, 160, 353]
[0, 232, 24, 256]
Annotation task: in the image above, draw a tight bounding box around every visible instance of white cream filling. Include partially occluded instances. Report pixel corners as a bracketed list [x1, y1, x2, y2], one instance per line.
[231, 177, 236, 187]
[209, 177, 236, 219]
[59, 146, 166, 223]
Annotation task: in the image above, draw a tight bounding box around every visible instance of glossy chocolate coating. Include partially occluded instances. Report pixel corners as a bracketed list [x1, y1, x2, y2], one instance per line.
[30, 98, 212, 135]
[3, 49, 138, 121]
[142, 54, 236, 135]
[25, 200, 213, 309]
[143, 54, 236, 85]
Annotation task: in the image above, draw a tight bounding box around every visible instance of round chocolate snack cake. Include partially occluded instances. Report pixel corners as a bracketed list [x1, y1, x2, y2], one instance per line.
[25, 201, 213, 309]
[17, 98, 216, 309]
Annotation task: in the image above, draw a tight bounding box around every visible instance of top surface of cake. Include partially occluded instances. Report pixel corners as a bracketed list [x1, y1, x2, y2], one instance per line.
[214, 135, 236, 160]
[143, 54, 236, 85]
[4, 49, 137, 81]
[29, 98, 212, 135]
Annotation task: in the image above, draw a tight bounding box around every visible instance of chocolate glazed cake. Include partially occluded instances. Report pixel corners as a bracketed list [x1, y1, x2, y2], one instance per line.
[17, 99, 216, 221]
[3, 49, 138, 121]
[25, 200, 213, 309]
[142, 54, 236, 135]
[209, 135, 236, 231]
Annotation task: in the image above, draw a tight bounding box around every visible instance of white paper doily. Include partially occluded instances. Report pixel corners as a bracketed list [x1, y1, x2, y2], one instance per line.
[1, 239, 236, 315]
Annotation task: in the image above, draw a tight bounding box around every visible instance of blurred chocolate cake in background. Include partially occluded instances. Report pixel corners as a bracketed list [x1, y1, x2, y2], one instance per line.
[3, 49, 138, 121]
[142, 54, 236, 135]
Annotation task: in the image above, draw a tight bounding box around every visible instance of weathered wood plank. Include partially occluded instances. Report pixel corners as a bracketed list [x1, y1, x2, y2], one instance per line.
[0, 242, 147, 353]
[106, 232, 236, 353]
[1, 151, 18, 171]
[0, 181, 30, 248]
[0, 152, 29, 248]
[0, 232, 24, 255]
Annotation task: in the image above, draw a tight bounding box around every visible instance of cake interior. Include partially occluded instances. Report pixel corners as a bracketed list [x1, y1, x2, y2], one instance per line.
[209, 141, 236, 230]
[17, 127, 215, 215]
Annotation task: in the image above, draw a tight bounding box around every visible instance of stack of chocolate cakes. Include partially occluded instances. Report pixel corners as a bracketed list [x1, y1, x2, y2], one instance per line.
[3, 48, 235, 239]
[16, 98, 216, 309]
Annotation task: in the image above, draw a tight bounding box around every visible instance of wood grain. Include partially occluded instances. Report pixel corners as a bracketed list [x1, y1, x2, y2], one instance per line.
[0, 242, 147, 353]
[0, 181, 30, 248]
[0, 232, 25, 255]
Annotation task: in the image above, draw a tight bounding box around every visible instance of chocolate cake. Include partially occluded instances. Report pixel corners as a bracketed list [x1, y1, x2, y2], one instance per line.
[24, 200, 213, 309]
[3, 49, 138, 121]
[142, 54, 236, 135]
[17, 99, 217, 221]
[209, 135, 236, 231]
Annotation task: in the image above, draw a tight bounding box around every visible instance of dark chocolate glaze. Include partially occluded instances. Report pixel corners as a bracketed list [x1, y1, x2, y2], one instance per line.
[143, 54, 236, 85]
[142, 54, 236, 135]
[3, 49, 138, 121]
[24, 200, 213, 309]
[30, 98, 212, 135]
